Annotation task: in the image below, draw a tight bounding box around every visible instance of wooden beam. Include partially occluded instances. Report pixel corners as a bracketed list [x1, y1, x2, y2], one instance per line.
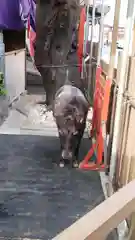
[127, 29, 135, 240]
[52, 179, 135, 240]
[131, 21, 135, 55]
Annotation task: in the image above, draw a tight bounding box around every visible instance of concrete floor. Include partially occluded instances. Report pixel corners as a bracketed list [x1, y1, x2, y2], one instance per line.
[0, 96, 9, 126]
[0, 133, 105, 239]
[0, 92, 106, 239]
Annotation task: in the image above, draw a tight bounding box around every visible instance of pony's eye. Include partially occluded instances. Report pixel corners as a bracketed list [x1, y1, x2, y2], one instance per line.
[58, 129, 66, 135]
[59, 129, 63, 135]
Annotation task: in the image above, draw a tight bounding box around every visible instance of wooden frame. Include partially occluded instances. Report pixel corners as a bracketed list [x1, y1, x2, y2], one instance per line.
[52, 179, 135, 240]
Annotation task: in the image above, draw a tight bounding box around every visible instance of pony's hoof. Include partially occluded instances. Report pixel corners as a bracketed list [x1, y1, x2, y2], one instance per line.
[73, 161, 79, 168]
[59, 161, 65, 168]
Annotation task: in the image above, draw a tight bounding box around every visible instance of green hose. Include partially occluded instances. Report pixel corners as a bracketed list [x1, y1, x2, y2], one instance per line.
[0, 72, 6, 96]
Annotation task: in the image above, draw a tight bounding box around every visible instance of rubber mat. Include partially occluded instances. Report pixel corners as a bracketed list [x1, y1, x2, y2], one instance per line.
[0, 134, 104, 239]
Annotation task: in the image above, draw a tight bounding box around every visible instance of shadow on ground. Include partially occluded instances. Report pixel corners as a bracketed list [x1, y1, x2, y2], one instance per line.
[0, 134, 104, 239]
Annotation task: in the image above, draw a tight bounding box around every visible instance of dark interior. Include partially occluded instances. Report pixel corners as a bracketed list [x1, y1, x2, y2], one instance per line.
[3, 29, 25, 52]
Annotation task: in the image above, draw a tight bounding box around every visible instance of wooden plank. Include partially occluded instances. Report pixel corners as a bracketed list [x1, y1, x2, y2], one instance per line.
[107, 0, 121, 80]
[118, 59, 135, 184]
[121, 108, 135, 185]
[118, 58, 135, 186]
[103, 0, 121, 185]
[108, 53, 123, 181]
[119, 58, 135, 185]
[128, 157, 135, 182]
[52, 179, 135, 240]
[127, 57, 135, 97]
[128, 156, 135, 240]
[131, 22, 135, 55]
[115, 57, 130, 185]
[118, 103, 130, 186]
[128, 157, 135, 240]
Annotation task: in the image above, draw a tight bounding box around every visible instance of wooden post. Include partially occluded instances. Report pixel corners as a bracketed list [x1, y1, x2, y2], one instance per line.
[119, 57, 135, 186]
[118, 102, 131, 186]
[109, 0, 135, 184]
[102, 0, 121, 183]
[119, 22, 135, 185]
[109, 52, 123, 184]
[118, 20, 135, 185]
[126, 28, 135, 239]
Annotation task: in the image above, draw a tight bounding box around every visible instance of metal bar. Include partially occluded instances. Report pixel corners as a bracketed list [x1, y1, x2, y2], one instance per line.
[81, 6, 89, 79]
[89, 0, 96, 65]
[84, 6, 89, 56]
[0, 31, 5, 78]
[102, 122, 108, 168]
[0, 31, 6, 94]
[97, 0, 105, 66]
[88, 0, 96, 99]
[109, 0, 135, 183]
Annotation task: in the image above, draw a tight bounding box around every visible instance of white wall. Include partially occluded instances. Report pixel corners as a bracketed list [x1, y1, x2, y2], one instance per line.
[104, 0, 128, 27]
[5, 49, 26, 103]
[86, 0, 128, 28]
